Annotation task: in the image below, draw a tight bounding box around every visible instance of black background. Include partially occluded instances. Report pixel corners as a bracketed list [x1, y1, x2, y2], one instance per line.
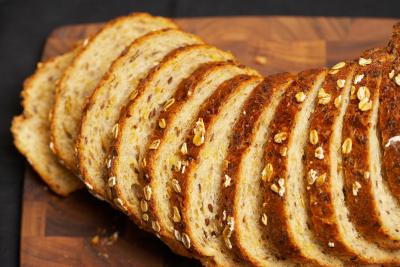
[1, 0, 400, 266]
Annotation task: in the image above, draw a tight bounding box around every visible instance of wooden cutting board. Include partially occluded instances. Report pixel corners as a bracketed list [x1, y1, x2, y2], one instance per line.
[21, 16, 397, 267]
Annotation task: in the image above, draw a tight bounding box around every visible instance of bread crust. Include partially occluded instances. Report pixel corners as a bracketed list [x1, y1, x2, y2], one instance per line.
[218, 74, 296, 266]
[262, 69, 341, 266]
[76, 28, 203, 201]
[340, 48, 400, 250]
[380, 23, 400, 203]
[50, 12, 177, 174]
[12, 51, 83, 196]
[143, 61, 234, 257]
[168, 75, 257, 266]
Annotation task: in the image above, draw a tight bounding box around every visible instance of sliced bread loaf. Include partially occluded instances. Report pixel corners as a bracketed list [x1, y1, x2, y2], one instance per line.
[218, 74, 304, 267]
[11, 50, 82, 196]
[341, 48, 400, 249]
[77, 29, 203, 200]
[108, 45, 235, 232]
[304, 59, 400, 265]
[50, 13, 177, 173]
[380, 23, 400, 203]
[262, 69, 346, 266]
[170, 75, 263, 267]
[143, 62, 259, 258]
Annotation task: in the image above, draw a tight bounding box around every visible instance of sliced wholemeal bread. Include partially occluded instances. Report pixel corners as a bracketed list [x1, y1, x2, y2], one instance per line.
[341, 48, 400, 249]
[218, 74, 305, 267]
[11, 50, 82, 196]
[304, 60, 400, 265]
[262, 69, 346, 266]
[143, 62, 259, 258]
[170, 75, 263, 267]
[108, 45, 235, 233]
[50, 13, 177, 173]
[380, 23, 400, 203]
[77, 29, 203, 200]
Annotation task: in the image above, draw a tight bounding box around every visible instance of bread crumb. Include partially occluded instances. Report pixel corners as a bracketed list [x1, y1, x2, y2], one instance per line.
[255, 55, 267, 65]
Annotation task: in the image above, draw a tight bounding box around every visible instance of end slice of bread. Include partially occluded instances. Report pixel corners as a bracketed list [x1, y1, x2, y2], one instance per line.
[144, 62, 259, 257]
[170, 75, 262, 267]
[341, 48, 400, 249]
[108, 45, 235, 234]
[218, 74, 305, 267]
[262, 69, 346, 266]
[11, 50, 82, 196]
[77, 29, 203, 200]
[50, 13, 177, 173]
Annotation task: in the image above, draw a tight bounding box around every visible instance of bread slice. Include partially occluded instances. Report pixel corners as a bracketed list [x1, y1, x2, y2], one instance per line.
[218, 74, 306, 267]
[262, 69, 347, 266]
[50, 13, 177, 173]
[77, 29, 203, 200]
[379, 23, 400, 203]
[168, 75, 263, 267]
[143, 62, 259, 258]
[304, 59, 400, 265]
[341, 48, 400, 249]
[108, 45, 235, 232]
[11, 50, 82, 196]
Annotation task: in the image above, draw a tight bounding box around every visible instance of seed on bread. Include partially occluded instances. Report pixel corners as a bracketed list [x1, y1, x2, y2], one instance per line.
[342, 138, 352, 154]
[336, 79, 346, 88]
[318, 88, 331, 104]
[140, 199, 149, 212]
[307, 169, 318, 185]
[193, 118, 205, 146]
[107, 176, 116, 187]
[112, 123, 119, 139]
[331, 61, 346, 70]
[358, 98, 372, 111]
[261, 163, 273, 182]
[357, 86, 370, 101]
[295, 91, 306, 103]
[315, 146, 324, 159]
[172, 206, 181, 222]
[180, 142, 188, 155]
[142, 213, 149, 222]
[171, 178, 181, 193]
[352, 181, 362, 196]
[315, 173, 327, 186]
[334, 95, 342, 108]
[354, 74, 364, 84]
[158, 118, 166, 129]
[395, 74, 400, 86]
[223, 174, 232, 187]
[174, 229, 182, 241]
[151, 220, 161, 232]
[389, 69, 395, 79]
[261, 213, 268, 226]
[358, 57, 372, 66]
[143, 185, 152, 200]
[309, 130, 319, 145]
[182, 233, 191, 249]
[280, 146, 288, 157]
[274, 132, 287, 143]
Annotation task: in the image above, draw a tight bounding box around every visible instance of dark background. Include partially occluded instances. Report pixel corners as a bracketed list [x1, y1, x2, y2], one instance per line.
[1, 0, 399, 266]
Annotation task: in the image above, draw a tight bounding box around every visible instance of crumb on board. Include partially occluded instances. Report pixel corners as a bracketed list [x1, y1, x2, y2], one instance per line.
[90, 231, 119, 246]
[255, 55, 268, 65]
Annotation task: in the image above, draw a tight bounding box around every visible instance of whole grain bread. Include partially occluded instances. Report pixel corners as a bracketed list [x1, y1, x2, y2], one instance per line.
[218, 75, 306, 267]
[169, 75, 262, 267]
[341, 48, 400, 249]
[77, 29, 203, 200]
[50, 13, 177, 173]
[11, 50, 83, 196]
[379, 23, 400, 204]
[262, 69, 347, 267]
[304, 59, 400, 265]
[143, 62, 259, 258]
[108, 45, 235, 237]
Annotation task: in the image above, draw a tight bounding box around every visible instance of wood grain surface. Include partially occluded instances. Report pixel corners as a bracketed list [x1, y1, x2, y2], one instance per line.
[21, 16, 397, 266]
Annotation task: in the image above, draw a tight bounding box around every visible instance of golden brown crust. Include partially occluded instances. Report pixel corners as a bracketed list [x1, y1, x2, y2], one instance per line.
[50, 12, 177, 174]
[303, 61, 364, 262]
[170, 75, 255, 261]
[108, 45, 227, 226]
[380, 23, 400, 203]
[262, 69, 325, 263]
[341, 48, 400, 249]
[144, 62, 231, 257]
[217, 74, 294, 263]
[76, 29, 202, 203]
